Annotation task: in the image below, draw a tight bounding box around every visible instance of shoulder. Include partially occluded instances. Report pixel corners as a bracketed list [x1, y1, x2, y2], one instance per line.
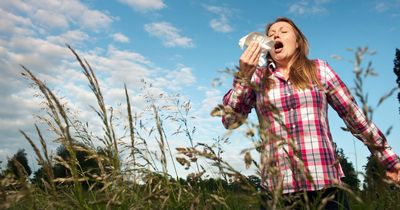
[312, 59, 328, 69]
[311, 59, 336, 75]
[311, 59, 341, 85]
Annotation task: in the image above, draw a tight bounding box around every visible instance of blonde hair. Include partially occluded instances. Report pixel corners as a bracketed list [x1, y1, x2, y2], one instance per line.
[266, 17, 322, 90]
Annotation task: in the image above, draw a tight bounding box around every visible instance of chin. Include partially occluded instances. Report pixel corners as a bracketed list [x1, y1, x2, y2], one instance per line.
[271, 52, 283, 59]
[272, 56, 284, 62]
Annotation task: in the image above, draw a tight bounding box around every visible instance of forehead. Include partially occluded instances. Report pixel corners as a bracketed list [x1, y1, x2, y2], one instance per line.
[268, 21, 294, 31]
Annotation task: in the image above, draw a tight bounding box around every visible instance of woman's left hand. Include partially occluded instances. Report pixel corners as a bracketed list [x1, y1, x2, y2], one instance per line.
[386, 163, 400, 185]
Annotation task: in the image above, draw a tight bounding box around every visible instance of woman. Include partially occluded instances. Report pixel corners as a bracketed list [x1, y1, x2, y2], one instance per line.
[222, 17, 400, 209]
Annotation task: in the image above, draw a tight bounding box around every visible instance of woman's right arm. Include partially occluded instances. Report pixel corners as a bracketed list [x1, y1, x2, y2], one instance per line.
[222, 42, 261, 129]
[222, 78, 256, 129]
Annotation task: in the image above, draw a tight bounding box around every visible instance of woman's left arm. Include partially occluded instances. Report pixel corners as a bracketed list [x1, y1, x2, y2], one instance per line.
[319, 60, 400, 184]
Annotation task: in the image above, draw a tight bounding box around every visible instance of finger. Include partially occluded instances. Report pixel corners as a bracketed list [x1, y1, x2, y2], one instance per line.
[241, 42, 253, 59]
[386, 171, 395, 180]
[249, 43, 261, 64]
[239, 42, 256, 71]
[397, 170, 400, 183]
[245, 43, 260, 73]
[242, 41, 257, 60]
[386, 171, 399, 183]
[239, 42, 261, 79]
[246, 42, 259, 61]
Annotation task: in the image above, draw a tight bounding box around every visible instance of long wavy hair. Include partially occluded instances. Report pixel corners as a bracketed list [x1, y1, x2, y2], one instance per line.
[266, 17, 322, 90]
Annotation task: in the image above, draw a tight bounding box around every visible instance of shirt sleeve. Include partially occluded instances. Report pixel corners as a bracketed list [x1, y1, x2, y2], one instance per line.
[320, 60, 400, 170]
[222, 73, 256, 129]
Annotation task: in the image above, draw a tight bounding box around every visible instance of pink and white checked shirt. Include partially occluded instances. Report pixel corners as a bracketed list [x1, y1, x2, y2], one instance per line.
[222, 59, 399, 194]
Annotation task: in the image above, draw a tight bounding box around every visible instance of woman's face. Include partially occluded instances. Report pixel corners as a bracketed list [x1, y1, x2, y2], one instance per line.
[267, 21, 299, 67]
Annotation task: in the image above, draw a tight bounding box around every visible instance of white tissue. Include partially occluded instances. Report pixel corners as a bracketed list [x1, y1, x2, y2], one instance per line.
[238, 32, 274, 52]
[238, 32, 274, 67]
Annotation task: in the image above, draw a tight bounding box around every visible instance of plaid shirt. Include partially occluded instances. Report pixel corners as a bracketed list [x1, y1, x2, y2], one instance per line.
[222, 59, 399, 194]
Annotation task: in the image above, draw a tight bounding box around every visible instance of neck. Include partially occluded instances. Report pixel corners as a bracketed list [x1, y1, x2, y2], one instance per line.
[276, 67, 290, 80]
[276, 62, 290, 72]
[275, 58, 292, 70]
[274, 60, 291, 80]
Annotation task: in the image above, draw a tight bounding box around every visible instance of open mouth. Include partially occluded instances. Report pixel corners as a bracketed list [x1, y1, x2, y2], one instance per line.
[274, 41, 283, 51]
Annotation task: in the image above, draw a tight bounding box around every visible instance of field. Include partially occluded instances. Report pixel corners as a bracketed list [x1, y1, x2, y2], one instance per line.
[1, 47, 400, 210]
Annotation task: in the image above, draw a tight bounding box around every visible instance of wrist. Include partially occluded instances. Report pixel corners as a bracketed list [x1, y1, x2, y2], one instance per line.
[234, 72, 251, 86]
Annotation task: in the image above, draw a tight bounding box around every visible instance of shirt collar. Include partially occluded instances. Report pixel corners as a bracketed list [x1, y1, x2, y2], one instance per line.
[268, 62, 276, 73]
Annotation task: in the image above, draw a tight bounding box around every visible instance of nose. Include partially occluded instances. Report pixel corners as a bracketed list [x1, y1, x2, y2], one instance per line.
[273, 32, 280, 40]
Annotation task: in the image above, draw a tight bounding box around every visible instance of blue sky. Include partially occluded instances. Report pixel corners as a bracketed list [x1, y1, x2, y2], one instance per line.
[1, 0, 400, 178]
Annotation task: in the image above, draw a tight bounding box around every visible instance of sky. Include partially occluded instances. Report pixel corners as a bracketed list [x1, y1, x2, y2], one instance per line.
[1, 0, 400, 180]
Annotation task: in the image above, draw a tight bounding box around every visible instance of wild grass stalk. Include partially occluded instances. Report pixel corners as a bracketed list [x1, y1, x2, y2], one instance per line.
[20, 126, 56, 193]
[21, 66, 88, 208]
[124, 84, 136, 173]
[2, 45, 399, 209]
[67, 45, 121, 177]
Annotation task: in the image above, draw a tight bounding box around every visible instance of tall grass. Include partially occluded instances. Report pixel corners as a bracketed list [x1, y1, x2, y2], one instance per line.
[0, 46, 399, 209]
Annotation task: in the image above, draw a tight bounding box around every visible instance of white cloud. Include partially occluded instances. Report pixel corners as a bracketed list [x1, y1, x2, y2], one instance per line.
[47, 30, 89, 45]
[204, 5, 234, 33]
[201, 89, 222, 111]
[0, 8, 31, 26]
[0, 89, 42, 120]
[80, 9, 113, 30]
[154, 65, 196, 91]
[314, 0, 332, 3]
[83, 47, 153, 86]
[76, 45, 195, 96]
[288, 0, 330, 15]
[210, 17, 233, 33]
[166, 66, 196, 85]
[144, 22, 194, 48]
[204, 5, 230, 14]
[118, 0, 166, 11]
[0, 1, 31, 13]
[0, 8, 35, 36]
[0, 0, 205, 174]
[195, 88, 223, 125]
[0, 0, 114, 168]
[0, 0, 113, 32]
[374, 1, 400, 13]
[107, 45, 150, 65]
[112, 33, 130, 43]
[375, 2, 390, 12]
[33, 9, 69, 29]
[5, 37, 70, 74]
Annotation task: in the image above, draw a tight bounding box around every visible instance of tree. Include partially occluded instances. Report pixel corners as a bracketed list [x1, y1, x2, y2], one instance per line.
[32, 143, 104, 189]
[394, 48, 400, 114]
[55, 143, 102, 177]
[31, 167, 47, 187]
[358, 49, 400, 208]
[0, 160, 4, 179]
[336, 147, 360, 191]
[363, 154, 385, 193]
[362, 154, 400, 209]
[6, 149, 32, 179]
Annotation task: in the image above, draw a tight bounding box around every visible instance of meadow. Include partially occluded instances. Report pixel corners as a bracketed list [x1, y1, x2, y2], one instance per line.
[1, 46, 400, 210]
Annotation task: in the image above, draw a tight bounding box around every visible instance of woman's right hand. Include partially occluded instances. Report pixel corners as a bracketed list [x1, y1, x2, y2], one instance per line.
[239, 41, 261, 81]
